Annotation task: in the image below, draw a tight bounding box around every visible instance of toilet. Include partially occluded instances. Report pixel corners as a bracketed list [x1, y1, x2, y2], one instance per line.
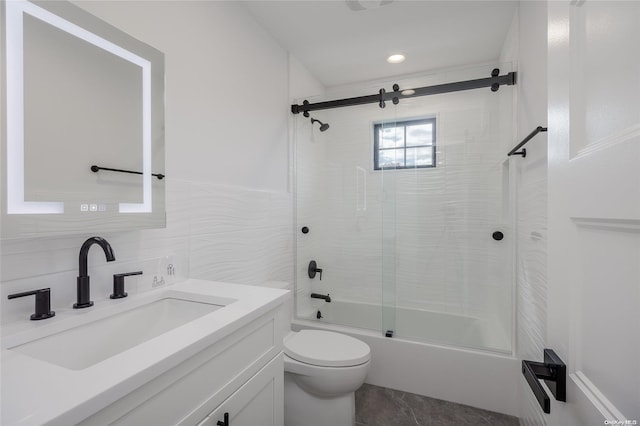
[283, 329, 370, 426]
[263, 281, 371, 426]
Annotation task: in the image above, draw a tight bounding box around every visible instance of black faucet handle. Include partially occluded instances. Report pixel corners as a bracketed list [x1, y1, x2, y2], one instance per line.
[308, 260, 323, 280]
[111, 271, 143, 299]
[8, 288, 55, 320]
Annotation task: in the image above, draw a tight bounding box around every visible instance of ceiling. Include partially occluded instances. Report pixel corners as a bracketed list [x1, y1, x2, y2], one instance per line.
[242, 0, 518, 88]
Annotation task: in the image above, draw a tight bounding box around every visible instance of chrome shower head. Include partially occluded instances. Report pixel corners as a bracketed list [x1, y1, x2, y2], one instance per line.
[311, 118, 330, 132]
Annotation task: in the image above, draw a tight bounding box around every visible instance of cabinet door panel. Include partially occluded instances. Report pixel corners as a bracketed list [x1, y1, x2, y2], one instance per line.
[203, 355, 284, 426]
[115, 321, 275, 425]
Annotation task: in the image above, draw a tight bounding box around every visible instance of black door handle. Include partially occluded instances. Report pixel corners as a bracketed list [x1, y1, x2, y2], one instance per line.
[217, 412, 229, 426]
[522, 349, 566, 413]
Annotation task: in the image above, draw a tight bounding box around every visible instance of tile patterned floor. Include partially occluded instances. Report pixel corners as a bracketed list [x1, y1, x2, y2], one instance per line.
[355, 384, 520, 426]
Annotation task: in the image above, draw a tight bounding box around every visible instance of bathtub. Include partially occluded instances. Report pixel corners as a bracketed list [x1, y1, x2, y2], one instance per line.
[293, 299, 519, 417]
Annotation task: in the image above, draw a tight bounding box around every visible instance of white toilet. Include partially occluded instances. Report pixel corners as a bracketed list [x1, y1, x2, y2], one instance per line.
[283, 329, 371, 426]
[262, 281, 371, 426]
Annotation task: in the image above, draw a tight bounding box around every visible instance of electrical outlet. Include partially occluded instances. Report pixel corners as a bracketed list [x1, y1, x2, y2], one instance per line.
[162, 255, 183, 285]
[152, 275, 166, 288]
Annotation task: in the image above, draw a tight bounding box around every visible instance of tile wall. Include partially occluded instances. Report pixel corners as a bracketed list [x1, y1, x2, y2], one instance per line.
[1, 179, 292, 325]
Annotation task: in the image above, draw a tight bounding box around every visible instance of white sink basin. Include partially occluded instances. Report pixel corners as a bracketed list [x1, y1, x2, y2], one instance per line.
[9, 297, 223, 370]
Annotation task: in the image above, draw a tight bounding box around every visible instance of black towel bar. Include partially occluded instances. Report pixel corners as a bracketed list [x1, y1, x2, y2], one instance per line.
[508, 126, 547, 158]
[91, 165, 165, 180]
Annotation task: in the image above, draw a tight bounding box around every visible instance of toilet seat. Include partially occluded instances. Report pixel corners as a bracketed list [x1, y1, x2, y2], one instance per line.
[284, 330, 370, 367]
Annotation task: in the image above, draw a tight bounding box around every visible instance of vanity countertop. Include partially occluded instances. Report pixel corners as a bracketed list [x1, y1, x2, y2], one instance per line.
[1, 279, 289, 426]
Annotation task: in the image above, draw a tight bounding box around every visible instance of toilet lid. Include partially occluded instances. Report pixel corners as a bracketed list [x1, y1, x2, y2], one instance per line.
[284, 330, 371, 367]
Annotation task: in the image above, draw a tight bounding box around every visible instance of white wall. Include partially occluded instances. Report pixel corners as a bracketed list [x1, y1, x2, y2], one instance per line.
[501, 2, 549, 424]
[74, 1, 289, 191]
[1, 1, 293, 325]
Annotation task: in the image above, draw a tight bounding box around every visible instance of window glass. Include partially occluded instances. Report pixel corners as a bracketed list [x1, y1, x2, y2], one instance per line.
[406, 123, 433, 146]
[380, 127, 404, 148]
[374, 118, 435, 170]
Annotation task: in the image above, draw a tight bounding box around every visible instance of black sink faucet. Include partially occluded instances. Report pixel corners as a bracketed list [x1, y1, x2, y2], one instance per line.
[74, 237, 115, 309]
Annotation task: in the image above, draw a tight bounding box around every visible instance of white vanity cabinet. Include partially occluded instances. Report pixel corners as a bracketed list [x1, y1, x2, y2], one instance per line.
[78, 304, 286, 426]
[196, 355, 283, 426]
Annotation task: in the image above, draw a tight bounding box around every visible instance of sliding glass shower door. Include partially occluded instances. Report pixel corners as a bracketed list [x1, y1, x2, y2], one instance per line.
[294, 97, 396, 334]
[294, 63, 514, 354]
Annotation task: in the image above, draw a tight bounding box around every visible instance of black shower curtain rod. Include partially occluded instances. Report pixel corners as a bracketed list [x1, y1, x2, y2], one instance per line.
[291, 69, 517, 115]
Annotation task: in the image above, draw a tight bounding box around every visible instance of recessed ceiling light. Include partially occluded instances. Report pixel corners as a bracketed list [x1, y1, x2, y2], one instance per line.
[401, 89, 415, 96]
[346, 0, 395, 12]
[387, 54, 405, 64]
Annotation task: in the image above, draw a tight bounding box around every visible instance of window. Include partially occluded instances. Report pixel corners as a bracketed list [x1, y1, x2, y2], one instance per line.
[374, 118, 436, 170]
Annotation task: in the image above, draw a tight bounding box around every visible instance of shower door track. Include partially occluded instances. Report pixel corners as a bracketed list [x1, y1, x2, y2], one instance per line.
[291, 69, 516, 115]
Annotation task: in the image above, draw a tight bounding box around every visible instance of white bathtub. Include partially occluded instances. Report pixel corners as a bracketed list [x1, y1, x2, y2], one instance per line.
[294, 300, 519, 417]
[306, 299, 511, 353]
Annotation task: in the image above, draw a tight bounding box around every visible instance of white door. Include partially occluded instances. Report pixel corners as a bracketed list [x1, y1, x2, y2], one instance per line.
[547, 1, 640, 425]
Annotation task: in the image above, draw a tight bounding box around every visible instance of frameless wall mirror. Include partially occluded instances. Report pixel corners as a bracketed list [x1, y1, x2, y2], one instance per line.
[1, 0, 165, 238]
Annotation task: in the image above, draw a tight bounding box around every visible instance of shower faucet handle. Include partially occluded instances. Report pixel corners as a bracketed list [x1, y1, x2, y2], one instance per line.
[308, 260, 323, 280]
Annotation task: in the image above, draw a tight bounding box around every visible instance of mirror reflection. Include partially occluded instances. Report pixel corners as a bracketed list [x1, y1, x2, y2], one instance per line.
[2, 0, 165, 237]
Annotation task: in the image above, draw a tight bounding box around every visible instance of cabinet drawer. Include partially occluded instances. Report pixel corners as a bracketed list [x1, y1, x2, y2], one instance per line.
[196, 354, 283, 426]
[80, 309, 282, 426]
